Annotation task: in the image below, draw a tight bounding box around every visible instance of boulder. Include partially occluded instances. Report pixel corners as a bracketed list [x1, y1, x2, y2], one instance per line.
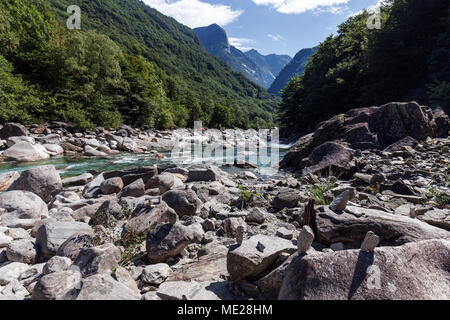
[119, 178, 145, 198]
[89, 200, 123, 226]
[316, 206, 450, 248]
[32, 269, 82, 300]
[245, 208, 266, 224]
[0, 279, 28, 300]
[145, 174, 174, 194]
[8, 165, 63, 202]
[103, 166, 157, 186]
[0, 171, 20, 192]
[368, 102, 434, 146]
[0, 191, 47, 228]
[83, 173, 104, 198]
[162, 190, 201, 217]
[156, 280, 234, 300]
[42, 256, 72, 274]
[43, 144, 64, 155]
[432, 107, 450, 138]
[100, 177, 124, 195]
[6, 136, 35, 148]
[0, 123, 28, 140]
[36, 221, 93, 260]
[84, 145, 107, 157]
[227, 234, 297, 281]
[76, 273, 140, 300]
[383, 136, 419, 152]
[222, 217, 247, 238]
[141, 263, 172, 285]
[6, 239, 36, 264]
[62, 173, 94, 188]
[2, 141, 49, 162]
[56, 232, 93, 261]
[74, 243, 121, 277]
[113, 266, 140, 295]
[256, 254, 296, 300]
[146, 223, 203, 264]
[272, 190, 301, 211]
[0, 262, 30, 285]
[123, 202, 178, 238]
[279, 239, 450, 300]
[302, 142, 356, 178]
[187, 166, 220, 182]
[418, 209, 450, 231]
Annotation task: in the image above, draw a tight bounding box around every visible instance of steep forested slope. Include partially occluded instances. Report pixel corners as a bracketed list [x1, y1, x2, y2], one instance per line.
[268, 47, 316, 95]
[279, 0, 450, 133]
[0, 0, 278, 129]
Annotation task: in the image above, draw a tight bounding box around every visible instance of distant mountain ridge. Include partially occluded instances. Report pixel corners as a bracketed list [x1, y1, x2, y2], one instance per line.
[194, 24, 291, 88]
[269, 47, 317, 95]
[245, 49, 292, 89]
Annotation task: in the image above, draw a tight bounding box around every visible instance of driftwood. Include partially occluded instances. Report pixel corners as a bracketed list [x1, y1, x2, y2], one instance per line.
[303, 199, 316, 233]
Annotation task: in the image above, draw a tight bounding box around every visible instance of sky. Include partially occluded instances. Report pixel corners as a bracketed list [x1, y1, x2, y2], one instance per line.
[143, 0, 382, 57]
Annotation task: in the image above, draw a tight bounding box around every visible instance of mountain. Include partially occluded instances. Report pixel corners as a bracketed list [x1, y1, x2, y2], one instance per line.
[268, 47, 317, 95]
[194, 24, 291, 88]
[245, 49, 292, 89]
[0, 0, 277, 130]
[193, 24, 266, 87]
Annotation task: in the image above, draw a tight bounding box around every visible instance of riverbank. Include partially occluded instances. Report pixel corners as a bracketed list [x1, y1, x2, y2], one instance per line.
[0, 102, 449, 300]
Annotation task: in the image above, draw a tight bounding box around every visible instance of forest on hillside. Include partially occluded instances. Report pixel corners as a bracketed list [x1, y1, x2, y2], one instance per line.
[0, 0, 278, 130]
[279, 0, 450, 134]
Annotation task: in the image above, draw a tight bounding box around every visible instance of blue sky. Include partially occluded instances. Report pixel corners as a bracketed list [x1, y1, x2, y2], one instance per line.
[144, 0, 381, 57]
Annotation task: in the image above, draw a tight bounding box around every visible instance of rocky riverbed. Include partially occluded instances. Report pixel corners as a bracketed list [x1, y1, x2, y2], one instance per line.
[0, 101, 449, 300]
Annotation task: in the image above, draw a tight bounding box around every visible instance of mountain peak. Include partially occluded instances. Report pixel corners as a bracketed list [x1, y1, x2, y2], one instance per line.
[193, 24, 229, 47]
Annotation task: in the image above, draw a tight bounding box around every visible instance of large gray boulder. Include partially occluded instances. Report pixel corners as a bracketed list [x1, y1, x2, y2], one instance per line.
[56, 232, 93, 261]
[32, 269, 82, 300]
[8, 165, 63, 203]
[0, 171, 20, 192]
[156, 280, 234, 300]
[418, 209, 450, 231]
[2, 141, 49, 162]
[227, 235, 296, 281]
[0, 191, 47, 228]
[100, 177, 124, 195]
[6, 239, 36, 264]
[162, 190, 201, 217]
[122, 202, 178, 238]
[145, 173, 174, 194]
[187, 166, 220, 182]
[0, 262, 30, 285]
[316, 206, 450, 248]
[36, 221, 93, 260]
[62, 173, 94, 188]
[146, 223, 203, 263]
[368, 102, 434, 146]
[272, 190, 301, 211]
[302, 142, 356, 178]
[279, 239, 450, 300]
[76, 273, 140, 300]
[74, 243, 121, 277]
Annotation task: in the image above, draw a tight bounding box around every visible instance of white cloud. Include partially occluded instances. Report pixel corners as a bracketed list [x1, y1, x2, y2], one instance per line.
[347, 0, 384, 18]
[252, 0, 350, 14]
[229, 37, 256, 51]
[267, 34, 284, 41]
[143, 0, 243, 28]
